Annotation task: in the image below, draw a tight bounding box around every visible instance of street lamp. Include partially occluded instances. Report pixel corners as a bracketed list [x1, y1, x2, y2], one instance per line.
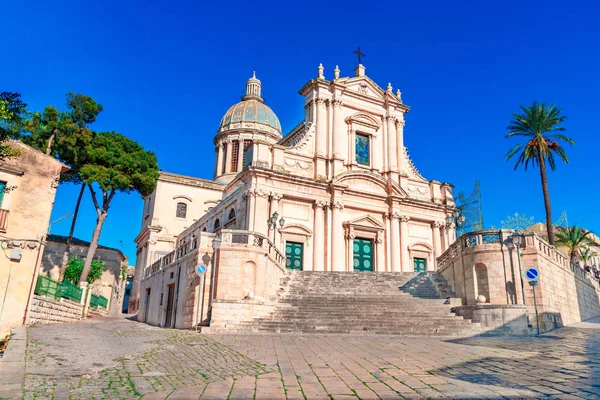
[510, 232, 526, 305]
[446, 208, 466, 241]
[268, 211, 285, 244]
[208, 236, 222, 324]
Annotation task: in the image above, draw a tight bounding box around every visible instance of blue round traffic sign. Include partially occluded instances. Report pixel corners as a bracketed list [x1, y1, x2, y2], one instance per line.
[525, 267, 539, 281]
[195, 264, 207, 277]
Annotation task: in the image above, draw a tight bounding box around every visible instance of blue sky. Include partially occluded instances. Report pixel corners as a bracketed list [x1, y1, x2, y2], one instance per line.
[3, 0, 599, 264]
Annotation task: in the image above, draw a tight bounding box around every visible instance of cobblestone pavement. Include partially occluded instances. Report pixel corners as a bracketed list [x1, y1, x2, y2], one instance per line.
[2, 316, 600, 399]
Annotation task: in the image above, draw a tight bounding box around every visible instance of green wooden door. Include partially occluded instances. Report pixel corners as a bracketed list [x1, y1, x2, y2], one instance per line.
[0, 182, 5, 207]
[353, 238, 373, 272]
[414, 258, 426, 273]
[285, 241, 303, 270]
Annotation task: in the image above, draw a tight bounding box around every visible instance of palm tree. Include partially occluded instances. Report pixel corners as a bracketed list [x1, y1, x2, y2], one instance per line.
[580, 247, 598, 267]
[505, 102, 575, 245]
[555, 225, 594, 263]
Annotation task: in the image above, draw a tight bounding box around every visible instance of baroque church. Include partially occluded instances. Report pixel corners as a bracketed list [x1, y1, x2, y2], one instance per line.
[131, 62, 458, 323]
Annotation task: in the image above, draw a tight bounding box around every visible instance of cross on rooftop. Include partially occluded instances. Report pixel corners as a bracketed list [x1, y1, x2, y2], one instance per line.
[353, 45, 365, 65]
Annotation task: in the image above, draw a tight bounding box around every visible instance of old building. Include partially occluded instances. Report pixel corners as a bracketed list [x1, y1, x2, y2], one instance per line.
[0, 140, 68, 336]
[41, 234, 128, 314]
[134, 63, 459, 327]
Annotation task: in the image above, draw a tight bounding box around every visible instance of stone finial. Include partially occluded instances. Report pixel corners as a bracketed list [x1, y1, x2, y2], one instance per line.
[354, 64, 366, 77]
[396, 89, 402, 103]
[318, 63, 324, 79]
[386, 82, 393, 93]
[334, 65, 340, 80]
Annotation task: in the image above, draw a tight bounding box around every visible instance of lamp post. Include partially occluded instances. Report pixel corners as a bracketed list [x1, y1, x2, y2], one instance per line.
[445, 208, 466, 242]
[511, 232, 527, 305]
[208, 236, 221, 324]
[268, 211, 285, 245]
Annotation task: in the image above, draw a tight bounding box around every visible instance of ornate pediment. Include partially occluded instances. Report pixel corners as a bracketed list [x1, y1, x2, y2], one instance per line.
[345, 112, 381, 130]
[344, 215, 384, 231]
[342, 76, 386, 100]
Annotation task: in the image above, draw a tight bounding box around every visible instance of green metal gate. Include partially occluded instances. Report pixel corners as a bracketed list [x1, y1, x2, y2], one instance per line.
[353, 238, 373, 272]
[414, 258, 426, 273]
[285, 241, 303, 270]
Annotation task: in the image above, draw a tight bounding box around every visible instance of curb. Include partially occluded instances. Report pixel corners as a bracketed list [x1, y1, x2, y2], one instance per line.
[0, 326, 26, 399]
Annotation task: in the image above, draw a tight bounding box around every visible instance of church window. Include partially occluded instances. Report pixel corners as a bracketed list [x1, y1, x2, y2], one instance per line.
[355, 133, 370, 166]
[176, 202, 187, 218]
[243, 140, 253, 165]
[231, 141, 240, 172]
[228, 208, 236, 221]
[214, 219, 221, 231]
[221, 143, 228, 174]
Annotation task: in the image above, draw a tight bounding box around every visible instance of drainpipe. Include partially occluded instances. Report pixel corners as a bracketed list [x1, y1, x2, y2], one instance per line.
[23, 235, 46, 325]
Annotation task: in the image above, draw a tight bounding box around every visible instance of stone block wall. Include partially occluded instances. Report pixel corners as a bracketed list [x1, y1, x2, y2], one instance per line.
[28, 295, 82, 325]
[87, 307, 108, 319]
[209, 300, 275, 330]
[438, 230, 600, 333]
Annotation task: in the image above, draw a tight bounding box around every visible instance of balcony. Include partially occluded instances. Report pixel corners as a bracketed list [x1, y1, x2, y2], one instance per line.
[0, 209, 8, 232]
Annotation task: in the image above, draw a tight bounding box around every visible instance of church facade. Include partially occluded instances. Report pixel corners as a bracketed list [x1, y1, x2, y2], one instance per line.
[131, 63, 458, 321]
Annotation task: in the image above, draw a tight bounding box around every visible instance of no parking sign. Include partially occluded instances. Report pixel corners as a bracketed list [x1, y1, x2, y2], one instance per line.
[195, 264, 207, 277]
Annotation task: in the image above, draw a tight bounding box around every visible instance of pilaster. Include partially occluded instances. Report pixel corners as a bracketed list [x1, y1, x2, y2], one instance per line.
[400, 215, 410, 272]
[431, 221, 443, 271]
[389, 212, 401, 272]
[331, 201, 344, 271]
[313, 200, 328, 271]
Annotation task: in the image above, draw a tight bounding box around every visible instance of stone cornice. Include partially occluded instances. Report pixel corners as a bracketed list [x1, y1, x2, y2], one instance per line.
[159, 171, 225, 191]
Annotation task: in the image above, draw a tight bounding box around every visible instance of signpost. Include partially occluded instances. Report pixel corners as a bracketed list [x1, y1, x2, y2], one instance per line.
[525, 267, 541, 335]
[195, 264, 208, 331]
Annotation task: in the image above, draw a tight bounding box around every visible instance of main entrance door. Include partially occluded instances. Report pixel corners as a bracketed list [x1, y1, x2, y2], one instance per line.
[164, 284, 175, 327]
[353, 238, 373, 272]
[414, 258, 427, 273]
[285, 241, 303, 270]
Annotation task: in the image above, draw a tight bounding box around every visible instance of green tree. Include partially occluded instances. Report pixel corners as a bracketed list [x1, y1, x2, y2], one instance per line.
[23, 93, 102, 274]
[78, 132, 159, 284]
[0, 92, 28, 160]
[580, 248, 598, 267]
[505, 102, 575, 246]
[555, 225, 594, 263]
[64, 258, 104, 284]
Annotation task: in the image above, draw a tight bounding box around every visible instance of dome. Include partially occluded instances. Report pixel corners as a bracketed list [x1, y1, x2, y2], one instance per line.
[218, 72, 282, 136]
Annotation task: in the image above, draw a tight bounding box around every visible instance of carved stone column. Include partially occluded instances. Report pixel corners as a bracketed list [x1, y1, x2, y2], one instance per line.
[431, 221, 443, 271]
[315, 98, 328, 179]
[390, 212, 401, 272]
[315, 98, 327, 156]
[331, 201, 344, 271]
[313, 200, 327, 271]
[376, 233, 385, 272]
[215, 143, 223, 177]
[331, 100, 344, 176]
[372, 132, 382, 172]
[237, 139, 245, 172]
[383, 213, 391, 272]
[386, 116, 397, 171]
[400, 215, 410, 271]
[396, 119, 405, 173]
[225, 139, 233, 174]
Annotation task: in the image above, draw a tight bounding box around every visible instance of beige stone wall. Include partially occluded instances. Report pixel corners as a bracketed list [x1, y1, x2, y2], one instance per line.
[0, 141, 67, 336]
[438, 230, 600, 332]
[131, 172, 224, 313]
[27, 295, 82, 325]
[40, 240, 126, 314]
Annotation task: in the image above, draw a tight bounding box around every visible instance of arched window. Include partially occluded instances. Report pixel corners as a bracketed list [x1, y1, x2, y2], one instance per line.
[176, 202, 187, 218]
[214, 219, 221, 231]
[228, 208, 236, 221]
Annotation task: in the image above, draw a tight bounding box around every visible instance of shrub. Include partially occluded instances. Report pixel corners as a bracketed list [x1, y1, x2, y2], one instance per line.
[64, 258, 104, 284]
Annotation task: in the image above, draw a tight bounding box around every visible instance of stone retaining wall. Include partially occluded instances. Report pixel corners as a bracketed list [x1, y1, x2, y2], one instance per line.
[28, 295, 82, 325]
[87, 307, 108, 319]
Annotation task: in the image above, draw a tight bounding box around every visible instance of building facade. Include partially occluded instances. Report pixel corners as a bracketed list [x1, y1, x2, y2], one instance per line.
[0, 141, 68, 336]
[133, 63, 459, 323]
[41, 234, 128, 314]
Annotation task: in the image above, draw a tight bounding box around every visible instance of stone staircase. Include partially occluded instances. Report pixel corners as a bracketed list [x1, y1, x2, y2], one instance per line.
[235, 272, 481, 336]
